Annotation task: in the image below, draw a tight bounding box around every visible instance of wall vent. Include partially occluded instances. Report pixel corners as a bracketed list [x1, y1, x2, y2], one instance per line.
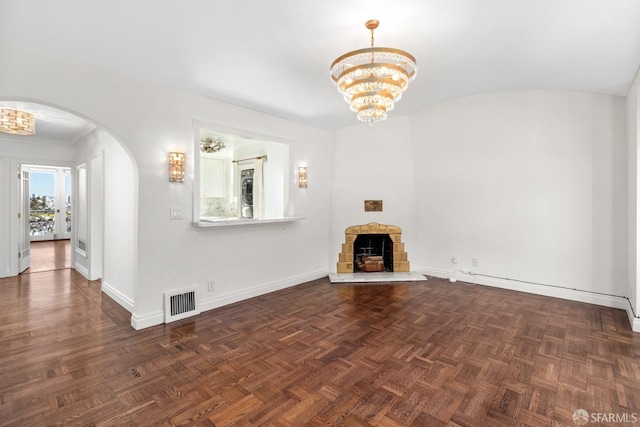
[164, 287, 200, 323]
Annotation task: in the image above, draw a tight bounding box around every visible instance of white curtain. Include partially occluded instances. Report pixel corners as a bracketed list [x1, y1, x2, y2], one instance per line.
[253, 157, 265, 219]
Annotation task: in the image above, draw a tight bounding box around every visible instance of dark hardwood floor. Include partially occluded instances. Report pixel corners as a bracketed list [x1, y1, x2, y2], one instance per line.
[0, 270, 638, 426]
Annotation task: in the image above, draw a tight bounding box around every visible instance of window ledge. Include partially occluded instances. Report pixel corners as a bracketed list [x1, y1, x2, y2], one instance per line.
[192, 216, 304, 229]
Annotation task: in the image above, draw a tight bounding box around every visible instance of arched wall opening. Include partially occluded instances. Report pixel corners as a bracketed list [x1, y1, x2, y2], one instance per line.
[0, 99, 139, 314]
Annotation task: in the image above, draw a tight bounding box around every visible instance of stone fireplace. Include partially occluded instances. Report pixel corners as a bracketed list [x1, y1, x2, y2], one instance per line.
[337, 223, 410, 273]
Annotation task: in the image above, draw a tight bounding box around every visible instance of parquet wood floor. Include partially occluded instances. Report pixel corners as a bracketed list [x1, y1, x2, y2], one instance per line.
[0, 271, 638, 426]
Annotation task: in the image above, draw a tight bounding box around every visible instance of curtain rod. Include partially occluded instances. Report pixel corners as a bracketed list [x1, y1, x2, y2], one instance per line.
[232, 155, 267, 163]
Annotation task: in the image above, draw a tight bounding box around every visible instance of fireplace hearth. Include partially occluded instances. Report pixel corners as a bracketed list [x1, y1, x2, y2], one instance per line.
[337, 223, 409, 274]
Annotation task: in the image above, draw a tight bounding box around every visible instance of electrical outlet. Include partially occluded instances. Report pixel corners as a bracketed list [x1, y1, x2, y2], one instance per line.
[170, 208, 183, 220]
[452, 256, 457, 264]
[207, 280, 215, 292]
[472, 258, 479, 267]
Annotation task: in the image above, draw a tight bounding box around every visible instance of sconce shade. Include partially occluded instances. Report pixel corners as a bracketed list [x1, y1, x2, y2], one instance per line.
[298, 166, 308, 188]
[169, 152, 185, 183]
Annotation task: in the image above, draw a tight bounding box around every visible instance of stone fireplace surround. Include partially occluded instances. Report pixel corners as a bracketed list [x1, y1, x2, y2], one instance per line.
[337, 222, 410, 274]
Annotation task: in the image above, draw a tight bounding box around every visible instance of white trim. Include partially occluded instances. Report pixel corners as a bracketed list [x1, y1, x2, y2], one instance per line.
[193, 216, 304, 228]
[5, 157, 75, 278]
[102, 280, 134, 313]
[628, 309, 640, 333]
[199, 269, 328, 313]
[130, 311, 164, 330]
[328, 271, 427, 283]
[417, 265, 639, 332]
[129, 269, 328, 330]
[74, 262, 89, 280]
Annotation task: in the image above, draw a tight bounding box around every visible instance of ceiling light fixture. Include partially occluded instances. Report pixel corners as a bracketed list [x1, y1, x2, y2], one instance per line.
[330, 19, 417, 124]
[0, 108, 36, 135]
[200, 137, 226, 153]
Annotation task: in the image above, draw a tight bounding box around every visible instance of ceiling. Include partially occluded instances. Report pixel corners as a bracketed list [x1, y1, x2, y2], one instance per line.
[0, 0, 639, 141]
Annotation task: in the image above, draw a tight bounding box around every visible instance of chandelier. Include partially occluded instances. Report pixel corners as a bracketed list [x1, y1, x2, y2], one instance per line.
[330, 20, 417, 124]
[200, 137, 225, 153]
[0, 109, 36, 135]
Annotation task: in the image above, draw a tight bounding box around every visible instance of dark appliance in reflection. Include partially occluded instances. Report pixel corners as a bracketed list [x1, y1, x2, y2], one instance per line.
[240, 168, 254, 218]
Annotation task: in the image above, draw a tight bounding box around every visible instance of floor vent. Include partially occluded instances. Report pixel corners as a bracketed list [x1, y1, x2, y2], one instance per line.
[164, 287, 200, 323]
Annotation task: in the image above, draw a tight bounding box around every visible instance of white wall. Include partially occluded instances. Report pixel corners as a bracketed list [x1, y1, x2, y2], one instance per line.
[411, 91, 628, 306]
[89, 153, 104, 280]
[0, 137, 76, 277]
[76, 129, 136, 311]
[628, 69, 640, 326]
[0, 38, 333, 329]
[330, 116, 418, 270]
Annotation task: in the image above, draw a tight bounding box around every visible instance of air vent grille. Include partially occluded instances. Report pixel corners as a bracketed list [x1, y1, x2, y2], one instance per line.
[164, 287, 199, 323]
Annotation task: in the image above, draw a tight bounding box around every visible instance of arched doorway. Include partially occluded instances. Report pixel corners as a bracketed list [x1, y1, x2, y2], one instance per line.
[0, 100, 138, 314]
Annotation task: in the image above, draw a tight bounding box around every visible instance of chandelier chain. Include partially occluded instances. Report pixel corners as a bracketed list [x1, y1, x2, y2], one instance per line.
[370, 26, 375, 63]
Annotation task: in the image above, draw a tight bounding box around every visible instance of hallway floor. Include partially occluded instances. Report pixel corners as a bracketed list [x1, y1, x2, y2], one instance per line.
[25, 239, 70, 273]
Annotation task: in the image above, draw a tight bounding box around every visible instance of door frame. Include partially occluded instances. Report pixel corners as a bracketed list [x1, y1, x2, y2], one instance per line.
[17, 165, 30, 273]
[72, 151, 104, 281]
[22, 165, 72, 242]
[9, 158, 75, 276]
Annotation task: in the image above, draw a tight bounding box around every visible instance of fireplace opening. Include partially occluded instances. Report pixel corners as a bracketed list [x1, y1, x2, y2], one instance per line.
[337, 223, 410, 274]
[353, 234, 394, 272]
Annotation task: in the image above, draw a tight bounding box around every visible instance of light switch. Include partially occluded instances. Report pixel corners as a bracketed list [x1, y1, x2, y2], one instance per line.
[170, 208, 183, 220]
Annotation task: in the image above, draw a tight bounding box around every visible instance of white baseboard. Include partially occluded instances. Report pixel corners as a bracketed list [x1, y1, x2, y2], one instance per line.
[628, 310, 640, 333]
[417, 265, 639, 332]
[101, 280, 134, 313]
[199, 269, 329, 313]
[129, 269, 329, 330]
[130, 311, 164, 330]
[74, 262, 89, 280]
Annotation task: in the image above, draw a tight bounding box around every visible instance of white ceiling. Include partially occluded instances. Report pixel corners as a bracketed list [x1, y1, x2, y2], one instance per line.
[0, 0, 639, 140]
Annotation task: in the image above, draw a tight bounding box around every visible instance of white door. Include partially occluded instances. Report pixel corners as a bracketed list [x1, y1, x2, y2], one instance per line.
[26, 166, 72, 241]
[18, 166, 30, 273]
[59, 169, 72, 240]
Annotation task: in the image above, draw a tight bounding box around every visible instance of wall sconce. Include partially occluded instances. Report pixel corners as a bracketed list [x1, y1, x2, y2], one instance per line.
[298, 166, 307, 188]
[169, 152, 185, 183]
